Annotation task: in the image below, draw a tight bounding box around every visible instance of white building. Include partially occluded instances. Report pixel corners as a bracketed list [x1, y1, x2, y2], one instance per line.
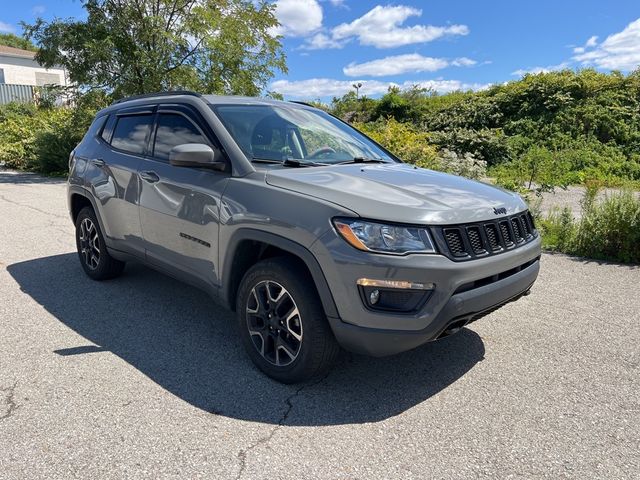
[0, 45, 69, 87]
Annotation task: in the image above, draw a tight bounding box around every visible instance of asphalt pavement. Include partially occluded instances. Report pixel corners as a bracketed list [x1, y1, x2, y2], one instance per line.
[1, 168, 638, 479]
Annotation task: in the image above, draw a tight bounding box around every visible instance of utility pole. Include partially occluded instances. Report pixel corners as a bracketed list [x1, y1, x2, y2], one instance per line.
[352, 82, 363, 99]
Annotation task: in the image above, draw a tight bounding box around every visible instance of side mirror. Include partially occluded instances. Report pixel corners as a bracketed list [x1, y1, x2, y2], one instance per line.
[169, 143, 227, 171]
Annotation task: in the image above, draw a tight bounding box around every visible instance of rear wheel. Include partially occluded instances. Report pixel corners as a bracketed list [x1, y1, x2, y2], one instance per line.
[236, 258, 340, 383]
[75, 207, 125, 280]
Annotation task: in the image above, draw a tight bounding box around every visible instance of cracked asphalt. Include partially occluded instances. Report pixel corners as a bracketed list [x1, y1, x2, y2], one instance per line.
[1, 168, 639, 479]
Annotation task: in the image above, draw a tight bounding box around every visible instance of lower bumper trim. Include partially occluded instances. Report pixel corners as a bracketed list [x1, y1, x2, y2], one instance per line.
[328, 258, 540, 357]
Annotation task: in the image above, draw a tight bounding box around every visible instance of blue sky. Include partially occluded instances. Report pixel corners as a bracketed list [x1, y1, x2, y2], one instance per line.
[2, 1, 640, 100]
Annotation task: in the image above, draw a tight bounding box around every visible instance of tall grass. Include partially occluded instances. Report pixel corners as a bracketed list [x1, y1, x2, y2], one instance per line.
[537, 188, 640, 264]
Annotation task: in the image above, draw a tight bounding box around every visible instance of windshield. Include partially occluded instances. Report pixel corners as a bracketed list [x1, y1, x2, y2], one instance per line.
[212, 104, 396, 165]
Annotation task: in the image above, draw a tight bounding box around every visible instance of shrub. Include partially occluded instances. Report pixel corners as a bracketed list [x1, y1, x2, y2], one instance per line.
[435, 149, 487, 180]
[537, 207, 576, 252]
[33, 108, 78, 174]
[573, 190, 640, 263]
[536, 188, 640, 264]
[0, 105, 49, 169]
[355, 118, 439, 169]
[355, 118, 489, 179]
[427, 128, 512, 166]
[0, 92, 110, 174]
[492, 145, 571, 192]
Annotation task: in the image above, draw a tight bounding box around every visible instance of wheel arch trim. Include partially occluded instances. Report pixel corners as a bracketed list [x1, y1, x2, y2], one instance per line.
[221, 229, 339, 319]
[68, 186, 108, 237]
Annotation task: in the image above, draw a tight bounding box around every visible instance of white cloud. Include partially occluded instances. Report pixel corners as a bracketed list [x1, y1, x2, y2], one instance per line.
[270, 0, 323, 37]
[451, 57, 477, 67]
[585, 35, 598, 48]
[343, 53, 475, 77]
[304, 32, 346, 49]
[0, 21, 16, 34]
[270, 78, 489, 98]
[574, 18, 640, 71]
[410, 79, 490, 93]
[573, 35, 598, 54]
[324, 0, 347, 8]
[270, 78, 386, 98]
[512, 62, 570, 76]
[303, 5, 468, 49]
[31, 5, 46, 15]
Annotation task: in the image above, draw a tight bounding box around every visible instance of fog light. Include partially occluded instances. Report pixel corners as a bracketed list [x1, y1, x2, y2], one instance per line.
[357, 279, 435, 313]
[369, 289, 380, 305]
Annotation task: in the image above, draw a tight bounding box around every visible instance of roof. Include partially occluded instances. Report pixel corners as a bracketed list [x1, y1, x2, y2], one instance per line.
[104, 91, 309, 114]
[0, 45, 36, 59]
[203, 95, 304, 107]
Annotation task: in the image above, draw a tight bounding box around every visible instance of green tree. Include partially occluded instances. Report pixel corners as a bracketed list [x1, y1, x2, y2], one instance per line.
[331, 91, 376, 122]
[23, 0, 287, 98]
[0, 33, 37, 51]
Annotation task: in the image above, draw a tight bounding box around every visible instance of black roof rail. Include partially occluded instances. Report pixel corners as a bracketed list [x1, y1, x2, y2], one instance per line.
[111, 90, 203, 105]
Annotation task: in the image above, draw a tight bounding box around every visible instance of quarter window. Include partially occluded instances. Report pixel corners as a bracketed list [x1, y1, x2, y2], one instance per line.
[153, 113, 208, 160]
[100, 115, 116, 143]
[111, 114, 153, 155]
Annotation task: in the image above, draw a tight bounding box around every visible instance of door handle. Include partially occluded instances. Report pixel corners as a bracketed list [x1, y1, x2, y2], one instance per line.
[139, 171, 160, 183]
[92, 158, 105, 167]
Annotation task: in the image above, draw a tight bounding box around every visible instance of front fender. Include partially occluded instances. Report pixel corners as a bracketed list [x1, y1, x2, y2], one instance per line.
[220, 228, 339, 319]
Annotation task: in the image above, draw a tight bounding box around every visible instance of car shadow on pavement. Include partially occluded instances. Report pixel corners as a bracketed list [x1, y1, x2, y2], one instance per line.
[8, 253, 485, 426]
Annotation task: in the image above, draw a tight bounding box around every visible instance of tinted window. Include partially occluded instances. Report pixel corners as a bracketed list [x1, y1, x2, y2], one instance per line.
[100, 115, 116, 143]
[111, 114, 153, 154]
[0, 68, 5, 84]
[153, 113, 208, 160]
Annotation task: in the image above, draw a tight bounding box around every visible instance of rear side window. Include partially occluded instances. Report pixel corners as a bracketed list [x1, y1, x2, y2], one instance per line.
[100, 115, 116, 143]
[153, 113, 208, 160]
[111, 114, 153, 155]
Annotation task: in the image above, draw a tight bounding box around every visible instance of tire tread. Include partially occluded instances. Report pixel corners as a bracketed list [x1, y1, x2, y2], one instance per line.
[75, 206, 125, 281]
[236, 257, 340, 383]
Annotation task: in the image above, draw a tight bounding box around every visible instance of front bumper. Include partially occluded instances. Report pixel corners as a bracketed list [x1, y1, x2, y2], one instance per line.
[311, 230, 541, 356]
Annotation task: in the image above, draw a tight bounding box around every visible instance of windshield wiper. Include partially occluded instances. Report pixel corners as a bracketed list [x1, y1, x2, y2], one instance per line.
[282, 158, 329, 168]
[251, 156, 328, 168]
[334, 157, 387, 165]
[251, 157, 282, 164]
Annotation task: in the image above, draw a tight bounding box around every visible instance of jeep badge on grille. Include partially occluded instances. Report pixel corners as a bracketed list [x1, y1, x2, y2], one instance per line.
[493, 207, 507, 215]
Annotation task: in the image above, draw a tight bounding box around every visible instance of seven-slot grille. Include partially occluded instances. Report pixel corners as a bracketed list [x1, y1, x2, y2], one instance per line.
[436, 211, 537, 261]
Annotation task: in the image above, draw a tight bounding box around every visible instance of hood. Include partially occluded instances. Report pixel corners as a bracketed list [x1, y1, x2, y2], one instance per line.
[265, 163, 526, 225]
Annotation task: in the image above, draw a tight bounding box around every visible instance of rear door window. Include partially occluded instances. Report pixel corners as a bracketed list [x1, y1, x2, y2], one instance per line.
[111, 114, 153, 155]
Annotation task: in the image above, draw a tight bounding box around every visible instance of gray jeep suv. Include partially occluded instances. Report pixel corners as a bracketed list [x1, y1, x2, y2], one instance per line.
[67, 91, 541, 383]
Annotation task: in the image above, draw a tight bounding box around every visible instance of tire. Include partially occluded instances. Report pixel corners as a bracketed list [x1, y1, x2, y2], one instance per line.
[236, 257, 340, 383]
[75, 206, 125, 280]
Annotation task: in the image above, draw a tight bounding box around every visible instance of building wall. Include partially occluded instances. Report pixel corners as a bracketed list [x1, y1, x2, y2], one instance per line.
[0, 55, 68, 87]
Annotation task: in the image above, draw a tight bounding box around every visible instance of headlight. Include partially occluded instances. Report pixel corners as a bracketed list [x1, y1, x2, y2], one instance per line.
[333, 218, 436, 254]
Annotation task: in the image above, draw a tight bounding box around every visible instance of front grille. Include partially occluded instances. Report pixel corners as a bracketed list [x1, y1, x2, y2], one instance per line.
[485, 224, 500, 251]
[467, 227, 485, 254]
[443, 228, 465, 257]
[435, 210, 538, 261]
[520, 214, 531, 237]
[499, 221, 514, 246]
[510, 218, 523, 242]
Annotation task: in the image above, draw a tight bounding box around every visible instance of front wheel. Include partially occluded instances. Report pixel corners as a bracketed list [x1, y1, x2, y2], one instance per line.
[75, 207, 125, 280]
[236, 258, 340, 383]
